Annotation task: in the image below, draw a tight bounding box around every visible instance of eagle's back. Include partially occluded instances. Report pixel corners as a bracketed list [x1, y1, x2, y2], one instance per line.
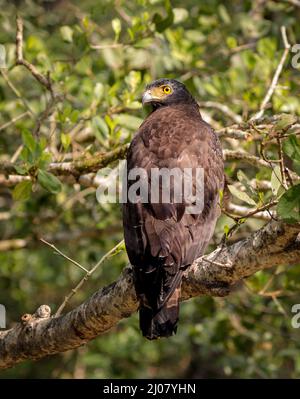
[122, 103, 224, 339]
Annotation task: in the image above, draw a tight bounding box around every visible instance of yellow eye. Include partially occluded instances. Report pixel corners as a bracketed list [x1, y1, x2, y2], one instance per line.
[163, 85, 171, 94]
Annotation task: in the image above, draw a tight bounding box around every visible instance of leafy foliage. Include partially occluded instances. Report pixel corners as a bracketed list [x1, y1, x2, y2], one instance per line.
[0, 0, 300, 378]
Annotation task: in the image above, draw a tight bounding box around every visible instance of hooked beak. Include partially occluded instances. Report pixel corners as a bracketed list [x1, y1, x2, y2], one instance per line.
[142, 90, 153, 106]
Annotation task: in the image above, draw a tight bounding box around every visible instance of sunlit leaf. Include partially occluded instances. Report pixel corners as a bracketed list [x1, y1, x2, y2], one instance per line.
[13, 180, 32, 201]
[22, 129, 36, 153]
[61, 133, 71, 151]
[112, 18, 121, 41]
[38, 170, 62, 194]
[60, 26, 73, 43]
[271, 165, 283, 195]
[228, 185, 256, 206]
[274, 114, 297, 131]
[277, 184, 300, 222]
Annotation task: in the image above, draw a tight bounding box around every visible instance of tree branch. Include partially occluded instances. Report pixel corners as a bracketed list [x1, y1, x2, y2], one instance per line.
[1, 115, 299, 182]
[15, 15, 53, 94]
[0, 220, 299, 370]
[250, 26, 291, 121]
[197, 101, 242, 124]
[0, 145, 129, 178]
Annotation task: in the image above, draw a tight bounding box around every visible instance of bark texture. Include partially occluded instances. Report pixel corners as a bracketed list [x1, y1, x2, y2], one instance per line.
[0, 220, 299, 370]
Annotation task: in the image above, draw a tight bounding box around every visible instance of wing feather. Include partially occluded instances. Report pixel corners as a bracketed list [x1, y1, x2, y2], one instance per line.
[123, 103, 224, 322]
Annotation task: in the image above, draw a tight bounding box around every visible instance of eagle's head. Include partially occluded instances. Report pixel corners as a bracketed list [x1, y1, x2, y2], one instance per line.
[142, 78, 197, 110]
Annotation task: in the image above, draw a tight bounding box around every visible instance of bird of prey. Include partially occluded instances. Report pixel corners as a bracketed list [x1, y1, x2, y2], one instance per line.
[122, 79, 224, 340]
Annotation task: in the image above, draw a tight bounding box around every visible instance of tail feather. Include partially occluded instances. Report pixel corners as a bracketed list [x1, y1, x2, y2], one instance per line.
[139, 286, 181, 340]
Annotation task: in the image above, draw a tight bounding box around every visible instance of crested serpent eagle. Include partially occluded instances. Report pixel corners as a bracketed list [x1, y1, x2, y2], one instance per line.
[122, 79, 224, 340]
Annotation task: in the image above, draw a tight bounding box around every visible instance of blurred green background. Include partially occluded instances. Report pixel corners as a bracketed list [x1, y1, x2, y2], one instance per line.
[1, 0, 300, 378]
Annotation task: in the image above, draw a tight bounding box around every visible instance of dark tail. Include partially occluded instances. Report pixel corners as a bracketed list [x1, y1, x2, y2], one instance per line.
[139, 285, 181, 340]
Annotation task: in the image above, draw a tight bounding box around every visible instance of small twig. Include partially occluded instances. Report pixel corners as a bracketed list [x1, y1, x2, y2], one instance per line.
[15, 14, 23, 61]
[225, 200, 278, 221]
[0, 239, 28, 251]
[217, 127, 253, 140]
[15, 15, 53, 95]
[229, 41, 257, 54]
[40, 238, 89, 273]
[32, 94, 62, 136]
[259, 275, 275, 296]
[10, 145, 24, 163]
[226, 202, 275, 220]
[198, 101, 243, 124]
[272, 295, 289, 318]
[89, 239, 124, 275]
[55, 240, 124, 316]
[0, 69, 34, 115]
[0, 112, 29, 132]
[284, 167, 294, 187]
[55, 276, 90, 318]
[276, 135, 288, 189]
[0, 174, 30, 187]
[250, 26, 291, 121]
[90, 43, 126, 50]
[64, 187, 96, 210]
[223, 149, 270, 169]
[283, 0, 300, 7]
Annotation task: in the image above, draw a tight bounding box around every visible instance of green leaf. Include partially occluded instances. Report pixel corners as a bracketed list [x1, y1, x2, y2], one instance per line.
[61, 133, 71, 151]
[20, 146, 29, 162]
[92, 116, 109, 143]
[228, 185, 256, 206]
[294, 162, 300, 176]
[39, 137, 47, 150]
[60, 26, 73, 43]
[219, 189, 224, 204]
[283, 135, 300, 176]
[257, 37, 276, 59]
[277, 184, 300, 222]
[113, 114, 143, 130]
[274, 114, 297, 131]
[108, 240, 125, 258]
[236, 170, 256, 197]
[223, 225, 230, 238]
[104, 114, 116, 132]
[226, 36, 237, 49]
[22, 129, 36, 153]
[218, 4, 231, 24]
[38, 169, 62, 194]
[38, 152, 52, 169]
[14, 165, 28, 175]
[94, 82, 104, 100]
[152, 0, 174, 33]
[70, 109, 79, 123]
[173, 8, 188, 24]
[13, 180, 32, 201]
[283, 134, 300, 163]
[112, 18, 121, 41]
[271, 165, 283, 195]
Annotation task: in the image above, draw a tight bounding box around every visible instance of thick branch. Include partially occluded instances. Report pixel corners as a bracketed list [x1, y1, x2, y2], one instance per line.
[1, 114, 299, 181]
[0, 220, 299, 370]
[0, 147, 274, 180]
[0, 145, 129, 178]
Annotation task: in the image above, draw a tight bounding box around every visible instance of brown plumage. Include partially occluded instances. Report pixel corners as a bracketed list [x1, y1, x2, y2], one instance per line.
[122, 79, 224, 339]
